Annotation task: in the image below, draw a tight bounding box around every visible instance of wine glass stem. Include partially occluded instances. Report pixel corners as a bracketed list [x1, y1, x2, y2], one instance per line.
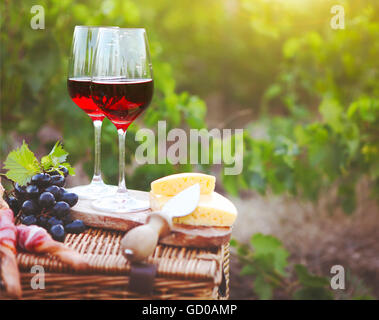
[92, 120, 103, 184]
[117, 129, 128, 194]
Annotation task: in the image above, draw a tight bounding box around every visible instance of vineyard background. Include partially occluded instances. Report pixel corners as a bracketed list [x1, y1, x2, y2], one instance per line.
[1, 0, 378, 299]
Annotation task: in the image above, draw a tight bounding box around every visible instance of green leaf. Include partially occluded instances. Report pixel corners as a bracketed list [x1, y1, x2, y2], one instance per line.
[253, 253, 277, 273]
[43, 141, 69, 169]
[253, 274, 274, 300]
[41, 142, 75, 176]
[294, 264, 330, 288]
[41, 155, 52, 170]
[51, 141, 68, 160]
[3, 141, 40, 186]
[251, 233, 289, 276]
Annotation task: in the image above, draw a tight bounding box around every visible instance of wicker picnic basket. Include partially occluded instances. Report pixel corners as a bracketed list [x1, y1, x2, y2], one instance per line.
[14, 227, 229, 300]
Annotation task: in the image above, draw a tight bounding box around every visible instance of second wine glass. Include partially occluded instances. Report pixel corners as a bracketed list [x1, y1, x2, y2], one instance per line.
[90, 28, 154, 213]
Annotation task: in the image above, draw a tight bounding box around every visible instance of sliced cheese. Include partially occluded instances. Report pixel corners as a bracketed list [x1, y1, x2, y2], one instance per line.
[149, 191, 237, 227]
[151, 173, 216, 196]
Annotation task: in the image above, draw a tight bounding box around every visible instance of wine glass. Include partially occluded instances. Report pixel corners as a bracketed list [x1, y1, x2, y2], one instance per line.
[90, 28, 153, 213]
[67, 26, 117, 199]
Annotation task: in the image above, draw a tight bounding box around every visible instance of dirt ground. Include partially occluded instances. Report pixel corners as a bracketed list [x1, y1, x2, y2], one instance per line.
[228, 179, 379, 299]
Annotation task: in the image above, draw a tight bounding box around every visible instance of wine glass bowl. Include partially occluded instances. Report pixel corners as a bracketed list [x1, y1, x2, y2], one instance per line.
[90, 78, 153, 131]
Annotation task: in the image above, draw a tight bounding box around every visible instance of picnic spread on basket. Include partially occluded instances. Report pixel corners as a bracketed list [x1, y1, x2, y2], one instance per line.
[0, 171, 238, 299]
[1, 26, 237, 299]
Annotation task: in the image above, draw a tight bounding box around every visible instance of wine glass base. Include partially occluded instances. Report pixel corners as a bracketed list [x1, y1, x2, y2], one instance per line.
[66, 183, 117, 200]
[91, 194, 150, 213]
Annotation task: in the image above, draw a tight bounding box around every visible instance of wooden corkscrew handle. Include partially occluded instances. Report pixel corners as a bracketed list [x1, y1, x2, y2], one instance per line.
[120, 212, 172, 262]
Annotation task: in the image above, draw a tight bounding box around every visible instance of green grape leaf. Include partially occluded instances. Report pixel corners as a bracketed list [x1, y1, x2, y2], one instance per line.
[294, 264, 330, 288]
[41, 155, 52, 170]
[253, 274, 274, 300]
[42, 141, 69, 170]
[3, 141, 40, 186]
[253, 253, 277, 273]
[251, 233, 289, 276]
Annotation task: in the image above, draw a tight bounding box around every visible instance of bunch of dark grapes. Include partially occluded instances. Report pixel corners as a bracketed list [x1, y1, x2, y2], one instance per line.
[5, 166, 85, 242]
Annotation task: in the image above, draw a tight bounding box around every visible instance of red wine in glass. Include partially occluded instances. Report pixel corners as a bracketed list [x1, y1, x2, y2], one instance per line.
[67, 77, 105, 122]
[91, 78, 154, 131]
